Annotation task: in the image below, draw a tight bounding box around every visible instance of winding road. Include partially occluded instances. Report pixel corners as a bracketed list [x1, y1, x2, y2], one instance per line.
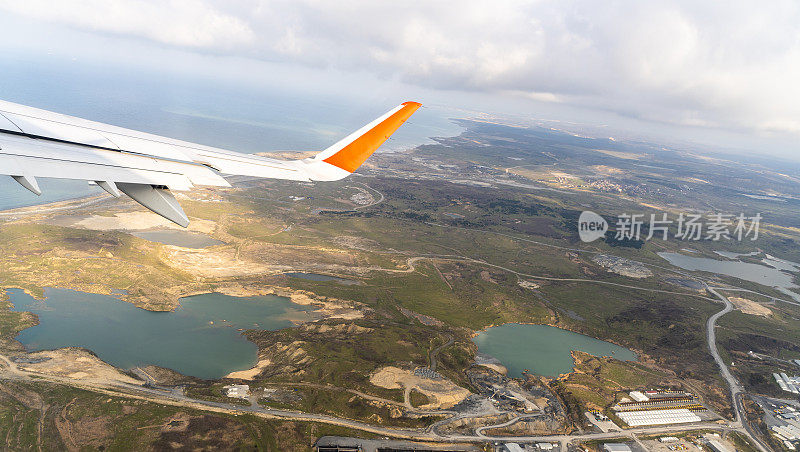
[706, 287, 772, 452]
[706, 287, 741, 423]
[0, 187, 786, 450]
[0, 351, 756, 447]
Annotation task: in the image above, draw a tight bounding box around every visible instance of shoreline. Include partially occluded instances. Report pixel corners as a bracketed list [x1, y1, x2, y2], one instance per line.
[471, 321, 643, 380]
[0, 194, 108, 217]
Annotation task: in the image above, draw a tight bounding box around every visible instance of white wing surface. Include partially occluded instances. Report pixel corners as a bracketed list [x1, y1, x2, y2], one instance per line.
[0, 99, 421, 226]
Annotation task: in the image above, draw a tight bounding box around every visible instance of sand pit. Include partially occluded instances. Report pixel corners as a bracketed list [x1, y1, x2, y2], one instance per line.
[477, 363, 508, 375]
[370, 366, 471, 410]
[16, 348, 142, 385]
[224, 359, 272, 380]
[162, 247, 272, 278]
[73, 212, 216, 234]
[730, 297, 772, 317]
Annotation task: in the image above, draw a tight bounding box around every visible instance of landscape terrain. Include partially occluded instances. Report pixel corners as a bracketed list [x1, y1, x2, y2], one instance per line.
[1, 117, 800, 451]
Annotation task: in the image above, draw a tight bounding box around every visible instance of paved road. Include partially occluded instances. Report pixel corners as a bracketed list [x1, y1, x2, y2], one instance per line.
[706, 288, 741, 421]
[429, 334, 454, 371]
[706, 287, 771, 452]
[0, 352, 748, 446]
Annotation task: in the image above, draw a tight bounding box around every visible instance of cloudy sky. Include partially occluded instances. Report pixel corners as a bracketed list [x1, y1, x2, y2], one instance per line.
[1, 0, 799, 159]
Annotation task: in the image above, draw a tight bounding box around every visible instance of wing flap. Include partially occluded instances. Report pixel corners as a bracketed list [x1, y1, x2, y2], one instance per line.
[117, 182, 189, 228]
[0, 134, 230, 191]
[190, 149, 311, 181]
[1, 110, 121, 150]
[0, 99, 199, 161]
[0, 112, 22, 133]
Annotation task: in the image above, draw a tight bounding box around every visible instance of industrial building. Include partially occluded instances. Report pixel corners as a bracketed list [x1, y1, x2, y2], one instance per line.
[314, 436, 477, 452]
[223, 384, 250, 399]
[602, 443, 632, 452]
[768, 404, 800, 450]
[774, 373, 800, 393]
[616, 408, 701, 427]
[706, 439, 733, 452]
[772, 424, 800, 441]
[614, 395, 696, 411]
[611, 389, 708, 427]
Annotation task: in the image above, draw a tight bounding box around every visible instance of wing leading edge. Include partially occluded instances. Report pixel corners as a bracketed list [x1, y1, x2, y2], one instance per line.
[0, 100, 421, 226]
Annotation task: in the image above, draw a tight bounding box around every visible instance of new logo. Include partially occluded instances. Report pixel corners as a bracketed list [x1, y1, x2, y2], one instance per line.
[578, 211, 608, 242]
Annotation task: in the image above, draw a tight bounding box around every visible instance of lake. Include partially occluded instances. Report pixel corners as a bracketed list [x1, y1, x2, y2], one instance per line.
[763, 255, 800, 273]
[658, 252, 800, 302]
[472, 323, 637, 378]
[9, 288, 320, 379]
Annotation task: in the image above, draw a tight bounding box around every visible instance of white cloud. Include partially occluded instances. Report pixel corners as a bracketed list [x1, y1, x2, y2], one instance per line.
[2, 0, 800, 137]
[0, 0, 254, 48]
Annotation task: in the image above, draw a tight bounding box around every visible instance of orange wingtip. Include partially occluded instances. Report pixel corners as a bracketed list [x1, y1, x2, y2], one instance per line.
[323, 101, 422, 173]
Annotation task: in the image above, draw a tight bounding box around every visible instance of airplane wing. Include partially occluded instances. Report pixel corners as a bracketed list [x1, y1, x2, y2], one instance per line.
[0, 99, 421, 226]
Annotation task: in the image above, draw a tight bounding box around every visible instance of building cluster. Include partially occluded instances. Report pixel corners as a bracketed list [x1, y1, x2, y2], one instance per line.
[587, 409, 609, 421]
[774, 372, 800, 394]
[616, 408, 701, 427]
[223, 384, 250, 399]
[498, 443, 557, 452]
[769, 405, 800, 450]
[349, 192, 373, 205]
[612, 390, 705, 427]
[705, 437, 734, 452]
[602, 443, 631, 452]
[656, 436, 693, 451]
[594, 434, 736, 452]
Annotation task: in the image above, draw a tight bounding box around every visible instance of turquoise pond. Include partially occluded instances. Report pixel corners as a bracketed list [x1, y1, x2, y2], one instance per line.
[9, 288, 320, 380]
[472, 323, 637, 378]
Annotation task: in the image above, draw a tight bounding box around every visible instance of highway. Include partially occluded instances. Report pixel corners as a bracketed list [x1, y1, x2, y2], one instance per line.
[706, 287, 771, 452]
[0, 352, 751, 447]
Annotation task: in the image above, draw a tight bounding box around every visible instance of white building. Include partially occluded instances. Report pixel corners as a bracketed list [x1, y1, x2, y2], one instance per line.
[774, 373, 800, 394]
[603, 443, 632, 452]
[223, 384, 250, 399]
[502, 444, 525, 452]
[629, 391, 649, 402]
[616, 408, 701, 427]
[706, 439, 734, 452]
